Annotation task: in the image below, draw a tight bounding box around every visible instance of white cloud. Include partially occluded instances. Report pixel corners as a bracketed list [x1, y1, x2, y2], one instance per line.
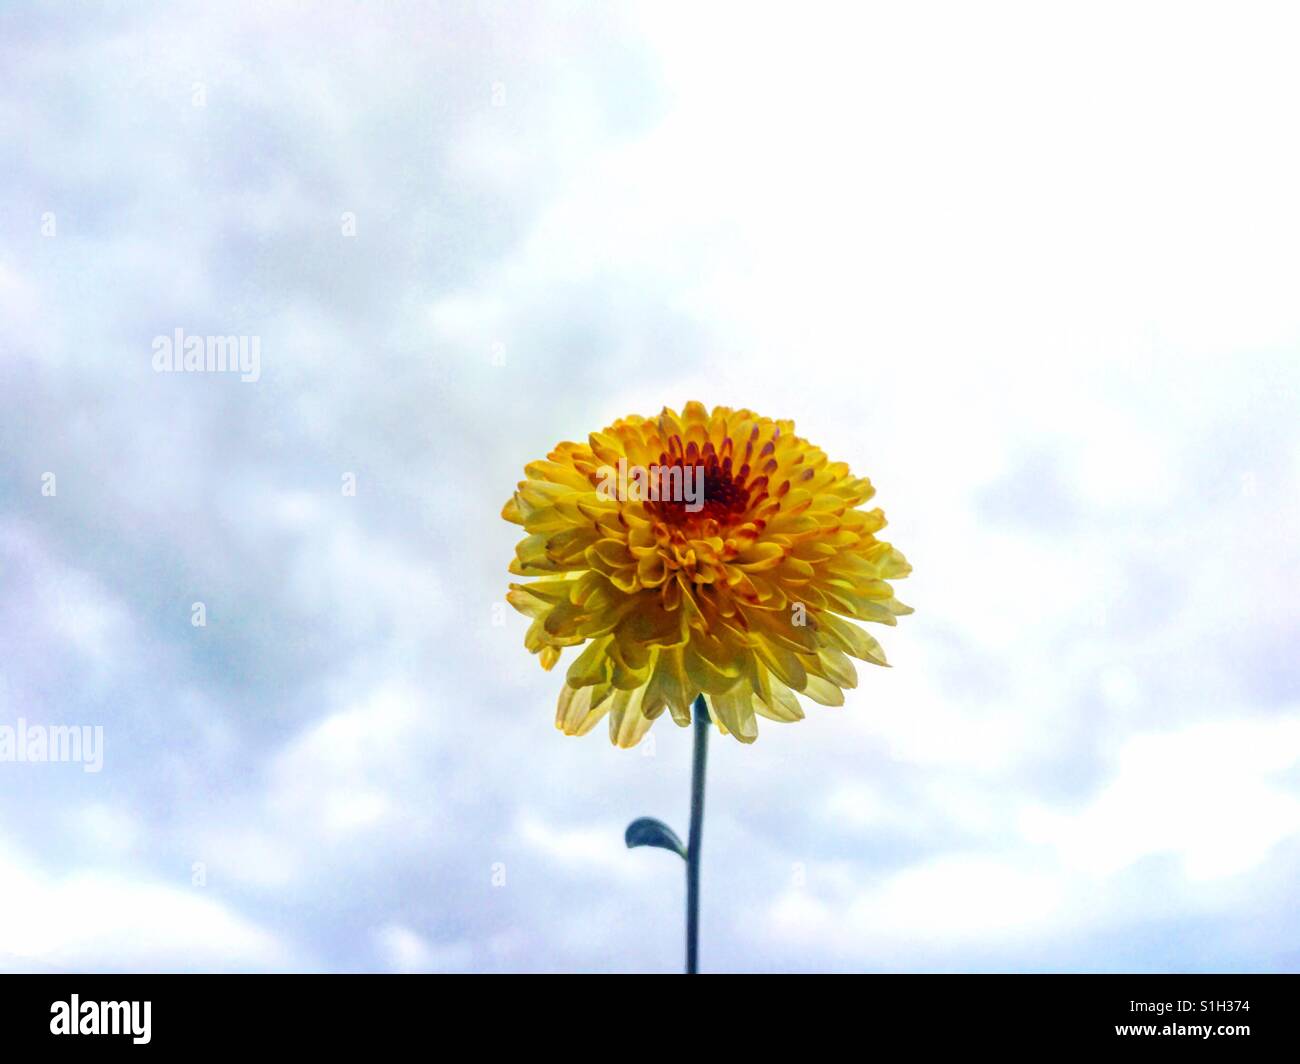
[268, 685, 435, 838]
[373, 923, 472, 973]
[0, 836, 283, 971]
[770, 855, 1066, 952]
[1022, 716, 1300, 881]
[517, 811, 642, 883]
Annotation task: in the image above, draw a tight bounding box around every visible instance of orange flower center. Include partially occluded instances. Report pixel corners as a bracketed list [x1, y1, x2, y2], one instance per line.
[644, 440, 770, 531]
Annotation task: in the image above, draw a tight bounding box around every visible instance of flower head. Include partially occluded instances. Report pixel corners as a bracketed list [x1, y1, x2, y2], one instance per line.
[503, 402, 912, 746]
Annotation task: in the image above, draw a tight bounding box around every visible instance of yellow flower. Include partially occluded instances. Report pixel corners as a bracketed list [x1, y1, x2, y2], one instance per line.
[503, 402, 912, 746]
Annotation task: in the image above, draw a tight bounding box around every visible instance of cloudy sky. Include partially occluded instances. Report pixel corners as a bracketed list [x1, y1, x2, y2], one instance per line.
[1, 0, 1298, 972]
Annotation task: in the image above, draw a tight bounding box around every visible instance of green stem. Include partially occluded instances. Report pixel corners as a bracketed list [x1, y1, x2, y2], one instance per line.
[686, 693, 709, 975]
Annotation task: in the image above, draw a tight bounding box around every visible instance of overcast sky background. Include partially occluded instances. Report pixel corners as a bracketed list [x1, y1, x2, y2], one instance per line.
[2, 0, 1298, 972]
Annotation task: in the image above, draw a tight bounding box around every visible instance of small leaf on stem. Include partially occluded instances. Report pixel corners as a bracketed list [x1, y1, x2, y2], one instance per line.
[624, 817, 686, 859]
